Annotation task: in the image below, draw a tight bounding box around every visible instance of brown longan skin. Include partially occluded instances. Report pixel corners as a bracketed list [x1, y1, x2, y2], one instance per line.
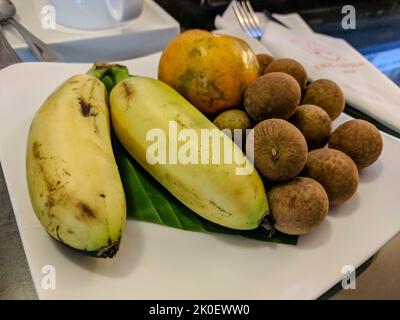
[303, 148, 359, 206]
[256, 53, 274, 75]
[329, 119, 383, 168]
[213, 110, 252, 148]
[265, 58, 308, 89]
[213, 109, 252, 133]
[252, 119, 308, 181]
[268, 177, 329, 235]
[244, 72, 301, 122]
[302, 79, 345, 121]
[290, 104, 332, 151]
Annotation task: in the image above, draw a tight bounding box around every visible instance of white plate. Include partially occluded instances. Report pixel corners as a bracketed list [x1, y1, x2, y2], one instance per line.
[1, 32, 400, 300]
[6, 0, 179, 62]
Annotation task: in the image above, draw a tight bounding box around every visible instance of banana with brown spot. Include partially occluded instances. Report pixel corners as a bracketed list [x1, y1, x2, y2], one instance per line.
[26, 74, 126, 258]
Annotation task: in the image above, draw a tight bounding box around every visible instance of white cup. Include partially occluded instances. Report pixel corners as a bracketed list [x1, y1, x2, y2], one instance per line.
[49, 0, 144, 30]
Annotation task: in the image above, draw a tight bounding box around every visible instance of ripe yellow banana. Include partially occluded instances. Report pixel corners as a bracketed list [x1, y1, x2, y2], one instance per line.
[26, 74, 126, 258]
[110, 76, 269, 230]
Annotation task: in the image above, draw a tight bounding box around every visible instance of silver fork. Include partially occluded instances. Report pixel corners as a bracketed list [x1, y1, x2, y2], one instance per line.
[232, 0, 264, 40]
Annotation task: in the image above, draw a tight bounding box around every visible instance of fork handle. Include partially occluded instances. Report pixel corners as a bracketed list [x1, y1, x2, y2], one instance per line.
[8, 18, 60, 62]
[0, 24, 21, 70]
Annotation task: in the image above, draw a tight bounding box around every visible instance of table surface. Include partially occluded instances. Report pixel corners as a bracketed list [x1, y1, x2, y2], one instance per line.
[0, 166, 36, 299]
[2, 0, 400, 301]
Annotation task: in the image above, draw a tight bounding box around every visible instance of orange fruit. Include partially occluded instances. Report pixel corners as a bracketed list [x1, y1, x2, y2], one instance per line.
[158, 29, 259, 116]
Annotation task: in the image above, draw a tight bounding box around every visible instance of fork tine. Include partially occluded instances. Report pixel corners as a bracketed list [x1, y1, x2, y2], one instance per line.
[237, 1, 259, 38]
[243, 0, 263, 38]
[233, 0, 263, 40]
[232, 1, 254, 38]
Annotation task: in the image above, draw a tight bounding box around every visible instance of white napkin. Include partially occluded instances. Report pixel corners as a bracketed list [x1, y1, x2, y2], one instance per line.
[215, 4, 400, 134]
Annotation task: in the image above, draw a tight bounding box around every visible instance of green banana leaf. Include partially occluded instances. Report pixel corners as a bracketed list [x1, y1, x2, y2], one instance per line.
[113, 139, 298, 245]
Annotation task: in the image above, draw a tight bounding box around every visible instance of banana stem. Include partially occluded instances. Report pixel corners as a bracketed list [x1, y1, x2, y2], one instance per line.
[88, 61, 131, 93]
[259, 214, 276, 237]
